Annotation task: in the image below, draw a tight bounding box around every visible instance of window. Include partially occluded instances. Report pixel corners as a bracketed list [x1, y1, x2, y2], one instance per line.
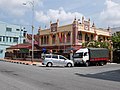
[103, 37, 105, 41]
[98, 37, 101, 41]
[78, 31, 82, 40]
[10, 37, 12, 42]
[62, 33, 65, 43]
[13, 37, 18, 43]
[41, 36, 43, 45]
[52, 55, 58, 59]
[67, 32, 71, 43]
[0, 50, 3, 54]
[23, 31, 27, 37]
[52, 35, 56, 44]
[23, 39, 26, 43]
[91, 34, 93, 41]
[44, 36, 46, 44]
[16, 29, 20, 31]
[3, 36, 5, 42]
[6, 37, 8, 42]
[6, 27, 12, 32]
[0, 36, 2, 42]
[46, 36, 49, 44]
[85, 33, 89, 41]
[73, 53, 83, 58]
[84, 52, 88, 56]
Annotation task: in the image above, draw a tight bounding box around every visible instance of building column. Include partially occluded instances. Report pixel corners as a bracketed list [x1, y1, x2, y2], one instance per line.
[82, 33, 85, 43]
[70, 32, 72, 45]
[39, 35, 41, 46]
[49, 34, 53, 45]
[45, 35, 47, 44]
[64, 32, 67, 43]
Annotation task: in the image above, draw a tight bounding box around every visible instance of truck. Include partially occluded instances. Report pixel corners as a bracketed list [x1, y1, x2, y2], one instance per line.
[73, 48, 109, 66]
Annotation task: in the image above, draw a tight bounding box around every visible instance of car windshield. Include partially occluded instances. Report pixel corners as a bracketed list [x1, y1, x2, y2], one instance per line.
[73, 53, 83, 58]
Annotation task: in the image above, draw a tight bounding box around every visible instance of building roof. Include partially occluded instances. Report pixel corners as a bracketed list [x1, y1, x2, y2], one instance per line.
[7, 43, 40, 50]
[7, 43, 32, 49]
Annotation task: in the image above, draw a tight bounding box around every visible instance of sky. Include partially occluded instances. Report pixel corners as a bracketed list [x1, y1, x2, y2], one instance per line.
[0, 0, 120, 34]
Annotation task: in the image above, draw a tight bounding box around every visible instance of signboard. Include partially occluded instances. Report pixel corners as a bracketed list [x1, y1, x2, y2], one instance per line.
[51, 23, 57, 32]
[20, 49, 29, 53]
[42, 48, 46, 53]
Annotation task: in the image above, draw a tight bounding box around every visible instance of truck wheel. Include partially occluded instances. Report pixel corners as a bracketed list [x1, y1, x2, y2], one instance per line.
[104, 62, 107, 65]
[85, 61, 90, 67]
[99, 62, 104, 66]
[46, 62, 53, 67]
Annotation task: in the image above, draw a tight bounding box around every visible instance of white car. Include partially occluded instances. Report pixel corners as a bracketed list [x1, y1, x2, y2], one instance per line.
[42, 54, 74, 67]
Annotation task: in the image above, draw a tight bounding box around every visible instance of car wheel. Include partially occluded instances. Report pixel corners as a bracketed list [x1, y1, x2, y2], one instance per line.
[85, 61, 90, 67]
[46, 62, 52, 67]
[67, 63, 72, 67]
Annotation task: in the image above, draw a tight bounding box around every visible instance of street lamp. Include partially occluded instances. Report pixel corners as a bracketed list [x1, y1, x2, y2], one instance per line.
[23, 0, 34, 62]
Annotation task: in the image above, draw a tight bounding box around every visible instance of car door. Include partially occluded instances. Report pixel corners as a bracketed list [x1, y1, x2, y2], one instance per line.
[83, 52, 89, 62]
[52, 55, 59, 66]
[59, 55, 66, 66]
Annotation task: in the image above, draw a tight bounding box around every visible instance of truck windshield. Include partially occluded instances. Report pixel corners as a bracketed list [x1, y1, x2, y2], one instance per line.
[73, 53, 83, 58]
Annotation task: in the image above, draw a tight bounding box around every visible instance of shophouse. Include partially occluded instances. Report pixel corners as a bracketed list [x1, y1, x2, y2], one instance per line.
[38, 17, 111, 53]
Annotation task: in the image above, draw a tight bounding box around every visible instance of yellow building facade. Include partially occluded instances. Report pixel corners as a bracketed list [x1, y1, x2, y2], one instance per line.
[38, 17, 111, 53]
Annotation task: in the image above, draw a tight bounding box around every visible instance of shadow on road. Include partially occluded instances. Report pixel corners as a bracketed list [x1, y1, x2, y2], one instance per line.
[75, 69, 120, 82]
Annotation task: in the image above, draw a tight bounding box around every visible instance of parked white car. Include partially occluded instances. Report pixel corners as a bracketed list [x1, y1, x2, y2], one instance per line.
[42, 54, 74, 67]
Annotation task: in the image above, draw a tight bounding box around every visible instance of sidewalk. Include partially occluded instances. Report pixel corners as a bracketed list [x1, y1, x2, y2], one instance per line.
[0, 58, 42, 66]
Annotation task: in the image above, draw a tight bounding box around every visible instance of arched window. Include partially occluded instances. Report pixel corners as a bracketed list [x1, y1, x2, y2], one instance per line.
[44, 36, 46, 44]
[98, 36, 103, 42]
[91, 34, 93, 41]
[47, 36, 49, 44]
[85, 33, 89, 41]
[103, 36, 105, 41]
[78, 31, 82, 40]
[67, 32, 71, 43]
[61, 33, 64, 43]
[52, 35, 56, 44]
[41, 36, 43, 45]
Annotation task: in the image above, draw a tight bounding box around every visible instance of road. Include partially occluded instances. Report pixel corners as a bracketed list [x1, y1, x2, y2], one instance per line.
[0, 61, 120, 90]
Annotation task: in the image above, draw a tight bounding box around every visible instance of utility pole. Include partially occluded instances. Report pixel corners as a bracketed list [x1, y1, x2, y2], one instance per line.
[23, 0, 34, 62]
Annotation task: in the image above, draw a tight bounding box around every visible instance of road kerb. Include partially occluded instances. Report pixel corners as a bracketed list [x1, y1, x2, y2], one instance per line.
[0, 59, 42, 66]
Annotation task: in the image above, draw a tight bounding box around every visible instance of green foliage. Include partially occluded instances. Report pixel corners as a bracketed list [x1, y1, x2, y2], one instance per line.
[82, 40, 111, 50]
[100, 41, 110, 48]
[112, 32, 120, 49]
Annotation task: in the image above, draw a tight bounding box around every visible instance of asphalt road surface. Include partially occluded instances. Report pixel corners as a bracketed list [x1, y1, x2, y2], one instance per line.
[0, 61, 120, 90]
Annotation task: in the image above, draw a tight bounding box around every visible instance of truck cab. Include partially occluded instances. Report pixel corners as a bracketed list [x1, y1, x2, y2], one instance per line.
[73, 48, 89, 66]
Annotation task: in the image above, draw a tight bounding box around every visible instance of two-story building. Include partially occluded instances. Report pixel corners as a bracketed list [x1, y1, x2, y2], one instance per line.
[0, 21, 26, 58]
[38, 17, 111, 53]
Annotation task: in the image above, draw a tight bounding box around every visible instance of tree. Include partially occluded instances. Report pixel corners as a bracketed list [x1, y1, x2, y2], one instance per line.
[111, 32, 120, 49]
[82, 40, 110, 49]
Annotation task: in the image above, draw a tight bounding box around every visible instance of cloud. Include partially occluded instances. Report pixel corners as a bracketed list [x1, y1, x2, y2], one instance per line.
[0, 0, 40, 17]
[100, 0, 120, 26]
[35, 7, 83, 25]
